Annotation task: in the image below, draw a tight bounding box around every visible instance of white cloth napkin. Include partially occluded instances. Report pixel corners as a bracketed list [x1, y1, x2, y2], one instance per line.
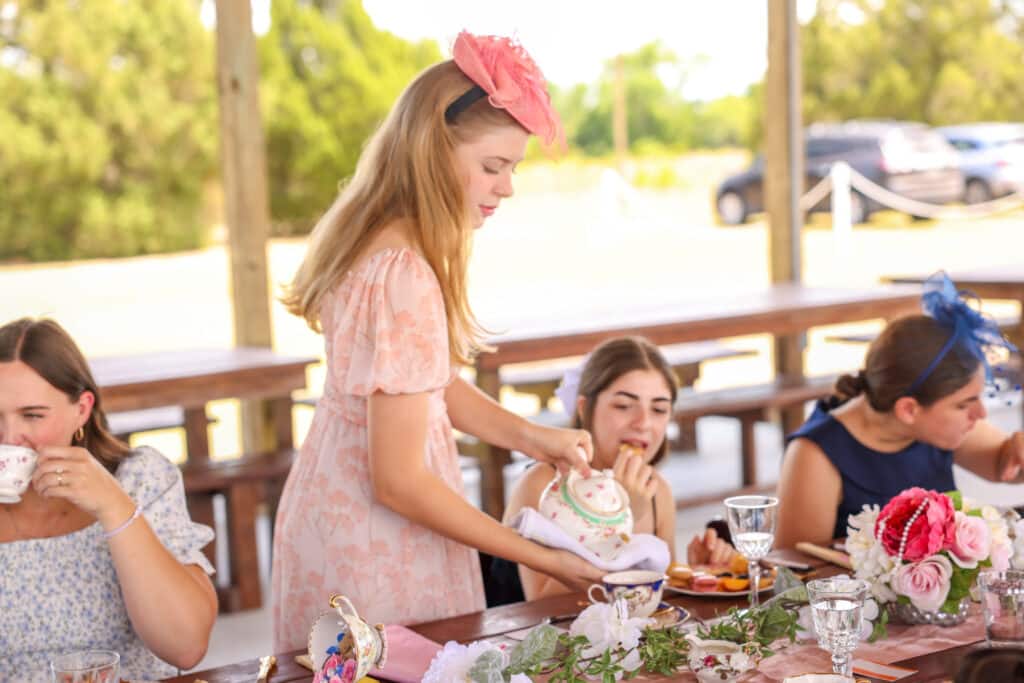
[507, 507, 670, 573]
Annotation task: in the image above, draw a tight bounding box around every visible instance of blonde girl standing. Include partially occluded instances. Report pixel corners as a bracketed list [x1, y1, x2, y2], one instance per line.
[272, 32, 603, 649]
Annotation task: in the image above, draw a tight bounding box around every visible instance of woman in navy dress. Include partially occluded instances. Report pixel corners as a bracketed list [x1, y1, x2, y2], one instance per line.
[776, 274, 1024, 548]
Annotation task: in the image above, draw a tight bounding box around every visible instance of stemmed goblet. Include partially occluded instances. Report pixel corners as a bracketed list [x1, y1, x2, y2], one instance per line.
[806, 577, 870, 676]
[723, 495, 778, 608]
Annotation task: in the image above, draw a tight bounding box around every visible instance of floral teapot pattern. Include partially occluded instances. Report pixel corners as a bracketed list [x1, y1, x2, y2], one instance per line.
[538, 468, 633, 558]
[308, 594, 388, 683]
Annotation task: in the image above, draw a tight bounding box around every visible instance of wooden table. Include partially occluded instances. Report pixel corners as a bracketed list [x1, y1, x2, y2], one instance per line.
[885, 266, 1024, 347]
[472, 284, 922, 517]
[163, 587, 982, 682]
[91, 347, 318, 462]
[91, 347, 319, 611]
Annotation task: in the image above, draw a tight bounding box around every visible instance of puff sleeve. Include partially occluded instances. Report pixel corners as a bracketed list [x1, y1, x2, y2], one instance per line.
[330, 249, 452, 396]
[115, 447, 215, 574]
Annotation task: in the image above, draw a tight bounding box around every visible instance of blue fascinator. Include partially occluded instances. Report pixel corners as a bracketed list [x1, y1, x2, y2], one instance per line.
[906, 271, 1018, 395]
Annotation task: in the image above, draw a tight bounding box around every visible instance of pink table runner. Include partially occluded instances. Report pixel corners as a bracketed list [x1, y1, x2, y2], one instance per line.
[383, 608, 983, 682]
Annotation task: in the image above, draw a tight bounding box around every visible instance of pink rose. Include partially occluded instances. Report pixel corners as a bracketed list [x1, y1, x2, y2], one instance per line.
[892, 555, 953, 612]
[875, 488, 955, 561]
[950, 512, 990, 566]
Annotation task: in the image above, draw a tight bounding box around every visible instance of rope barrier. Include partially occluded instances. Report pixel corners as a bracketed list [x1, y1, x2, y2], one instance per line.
[796, 161, 1024, 221]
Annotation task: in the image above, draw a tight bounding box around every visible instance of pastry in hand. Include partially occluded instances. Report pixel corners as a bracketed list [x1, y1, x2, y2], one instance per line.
[618, 443, 645, 459]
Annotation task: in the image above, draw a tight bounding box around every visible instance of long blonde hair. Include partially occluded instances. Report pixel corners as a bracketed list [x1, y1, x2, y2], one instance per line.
[281, 60, 523, 364]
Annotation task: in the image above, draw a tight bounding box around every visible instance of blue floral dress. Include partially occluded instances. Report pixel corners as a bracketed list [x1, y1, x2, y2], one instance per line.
[0, 447, 215, 682]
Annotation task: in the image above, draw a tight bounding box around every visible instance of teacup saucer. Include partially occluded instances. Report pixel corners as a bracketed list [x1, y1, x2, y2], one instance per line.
[649, 602, 689, 629]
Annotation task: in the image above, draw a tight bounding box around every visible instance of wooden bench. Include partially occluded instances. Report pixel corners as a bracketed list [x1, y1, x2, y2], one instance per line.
[499, 340, 755, 450]
[672, 375, 839, 488]
[181, 449, 296, 612]
[106, 406, 218, 442]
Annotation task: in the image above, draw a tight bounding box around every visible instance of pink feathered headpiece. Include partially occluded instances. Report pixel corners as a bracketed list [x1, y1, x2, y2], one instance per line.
[448, 31, 565, 149]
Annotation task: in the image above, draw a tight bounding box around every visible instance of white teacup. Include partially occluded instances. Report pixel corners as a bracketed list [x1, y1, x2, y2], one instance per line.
[587, 569, 667, 618]
[0, 445, 38, 504]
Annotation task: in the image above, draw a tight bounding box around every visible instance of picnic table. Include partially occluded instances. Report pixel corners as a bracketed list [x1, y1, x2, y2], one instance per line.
[471, 283, 922, 518]
[163, 562, 983, 683]
[885, 266, 1024, 348]
[90, 347, 319, 611]
[91, 347, 318, 462]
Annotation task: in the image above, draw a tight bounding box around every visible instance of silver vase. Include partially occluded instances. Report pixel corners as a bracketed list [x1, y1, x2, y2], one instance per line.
[887, 596, 970, 626]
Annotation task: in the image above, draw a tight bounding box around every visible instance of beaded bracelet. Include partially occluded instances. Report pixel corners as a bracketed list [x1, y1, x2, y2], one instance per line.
[104, 505, 142, 540]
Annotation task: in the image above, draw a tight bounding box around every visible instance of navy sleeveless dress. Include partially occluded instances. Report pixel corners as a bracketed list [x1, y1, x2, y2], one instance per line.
[786, 399, 956, 540]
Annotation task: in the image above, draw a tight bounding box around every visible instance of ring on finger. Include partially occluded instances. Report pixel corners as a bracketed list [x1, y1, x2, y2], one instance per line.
[57, 473, 65, 487]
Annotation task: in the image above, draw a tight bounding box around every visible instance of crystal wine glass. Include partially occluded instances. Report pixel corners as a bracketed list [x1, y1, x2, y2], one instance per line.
[723, 495, 778, 608]
[806, 577, 870, 676]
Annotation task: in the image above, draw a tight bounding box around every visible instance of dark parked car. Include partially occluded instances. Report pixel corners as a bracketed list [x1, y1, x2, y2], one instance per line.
[937, 122, 1024, 204]
[714, 121, 964, 225]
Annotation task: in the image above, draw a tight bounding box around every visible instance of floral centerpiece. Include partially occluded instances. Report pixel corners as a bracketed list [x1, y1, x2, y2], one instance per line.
[847, 486, 1024, 638]
[422, 596, 801, 682]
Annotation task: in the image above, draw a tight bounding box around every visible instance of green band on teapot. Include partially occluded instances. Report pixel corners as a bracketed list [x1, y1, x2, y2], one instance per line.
[560, 483, 628, 527]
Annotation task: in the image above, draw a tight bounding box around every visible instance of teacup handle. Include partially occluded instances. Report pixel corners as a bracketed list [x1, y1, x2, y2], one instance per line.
[587, 585, 611, 604]
[329, 594, 358, 620]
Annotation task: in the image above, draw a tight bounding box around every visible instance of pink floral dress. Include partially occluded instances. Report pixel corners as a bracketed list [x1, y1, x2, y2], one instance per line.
[271, 248, 485, 651]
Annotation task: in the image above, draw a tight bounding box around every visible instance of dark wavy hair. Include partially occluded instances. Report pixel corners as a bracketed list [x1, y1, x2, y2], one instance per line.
[0, 318, 130, 471]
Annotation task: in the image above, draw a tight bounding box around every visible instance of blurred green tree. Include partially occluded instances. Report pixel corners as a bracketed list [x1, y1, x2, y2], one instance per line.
[258, 0, 439, 234]
[0, 0, 218, 261]
[802, 0, 1024, 125]
[556, 42, 706, 156]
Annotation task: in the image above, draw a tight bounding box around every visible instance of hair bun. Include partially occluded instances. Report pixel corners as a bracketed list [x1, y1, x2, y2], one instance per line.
[834, 370, 868, 400]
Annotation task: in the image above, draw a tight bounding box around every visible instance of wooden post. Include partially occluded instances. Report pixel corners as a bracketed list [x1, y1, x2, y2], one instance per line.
[475, 366, 512, 519]
[214, 0, 278, 456]
[766, 0, 806, 434]
[612, 54, 628, 170]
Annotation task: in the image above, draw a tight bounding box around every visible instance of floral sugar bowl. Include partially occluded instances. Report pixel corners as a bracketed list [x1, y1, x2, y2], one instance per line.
[685, 635, 759, 683]
[308, 594, 387, 683]
[538, 468, 633, 559]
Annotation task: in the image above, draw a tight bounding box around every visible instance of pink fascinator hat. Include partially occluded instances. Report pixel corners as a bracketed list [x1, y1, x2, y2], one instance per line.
[446, 31, 565, 149]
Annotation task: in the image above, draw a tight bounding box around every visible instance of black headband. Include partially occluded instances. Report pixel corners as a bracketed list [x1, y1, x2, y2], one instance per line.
[444, 85, 487, 123]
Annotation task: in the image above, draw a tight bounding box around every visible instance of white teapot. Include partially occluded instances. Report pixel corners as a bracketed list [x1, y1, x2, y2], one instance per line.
[538, 468, 633, 559]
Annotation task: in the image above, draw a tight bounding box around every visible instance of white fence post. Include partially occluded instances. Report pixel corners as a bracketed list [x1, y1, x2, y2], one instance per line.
[830, 161, 852, 275]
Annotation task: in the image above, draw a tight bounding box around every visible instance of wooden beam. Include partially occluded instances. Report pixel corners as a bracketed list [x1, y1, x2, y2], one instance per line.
[214, 0, 278, 454]
[766, 0, 804, 284]
[766, 0, 806, 433]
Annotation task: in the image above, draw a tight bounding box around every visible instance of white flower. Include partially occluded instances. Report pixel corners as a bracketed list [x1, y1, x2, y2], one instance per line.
[568, 600, 651, 678]
[1012, 519, 1024, 569]
[869, 568, 899, 604]
[422, 640, 511, 683]
[729, 650, 753, 672]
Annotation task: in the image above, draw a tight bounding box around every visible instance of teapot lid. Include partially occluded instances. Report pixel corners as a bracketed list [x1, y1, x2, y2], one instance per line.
[562, 469, 629, 522]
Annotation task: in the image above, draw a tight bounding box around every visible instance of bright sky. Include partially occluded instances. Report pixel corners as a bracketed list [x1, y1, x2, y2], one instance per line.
[363, 0, 821, 100]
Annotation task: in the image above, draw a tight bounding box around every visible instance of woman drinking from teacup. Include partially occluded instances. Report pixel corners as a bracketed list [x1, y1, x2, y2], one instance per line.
[501, 336, 736, 600]
[776, 273, 1024, 550]
[273, 31, 603, 650]
[0, 318, 217, 682]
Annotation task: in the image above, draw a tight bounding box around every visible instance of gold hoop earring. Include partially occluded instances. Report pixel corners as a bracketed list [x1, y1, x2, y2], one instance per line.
[74, 426, 85, 444]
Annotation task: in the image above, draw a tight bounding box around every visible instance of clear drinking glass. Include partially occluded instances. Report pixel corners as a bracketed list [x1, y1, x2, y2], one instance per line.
[979, 569, 1024, 647]
[806, 577, 869, 676]
[724, 495, 778, 608]
[50, 650, 120, 683]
